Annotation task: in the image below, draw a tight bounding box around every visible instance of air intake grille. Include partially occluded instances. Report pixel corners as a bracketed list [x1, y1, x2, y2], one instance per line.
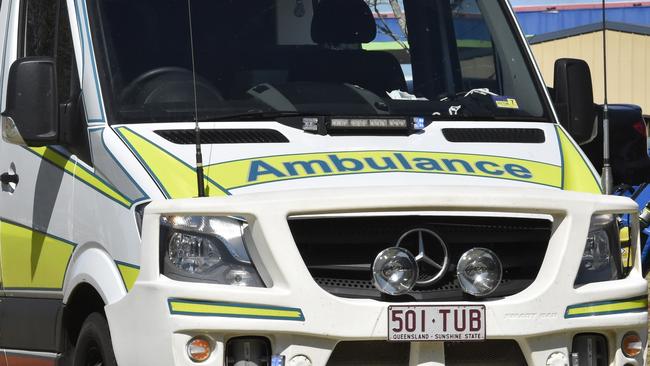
[442, 128, 545, 143]
[325, 340, 527, 365]
[327, 341, 409, 366]
[445, 340, 528, 365]
[155, 129, 289, 144]
[289, 215, 552, 302]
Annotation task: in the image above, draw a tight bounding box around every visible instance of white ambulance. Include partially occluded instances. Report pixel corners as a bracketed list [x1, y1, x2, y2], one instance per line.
[0, 0, 646, 365]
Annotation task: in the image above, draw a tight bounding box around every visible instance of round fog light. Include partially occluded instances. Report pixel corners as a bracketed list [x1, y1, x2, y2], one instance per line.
[622, 331, 643, 358]
[546, 352, 568, 366]
[373, 247, 418, 295]
[289, 355, 312, 366]
[187, 336, 212, 362]
[456, 248, 502, 297]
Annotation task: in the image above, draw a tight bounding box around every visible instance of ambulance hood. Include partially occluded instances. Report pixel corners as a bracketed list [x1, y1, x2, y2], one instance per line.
[113, 121, 602, 199]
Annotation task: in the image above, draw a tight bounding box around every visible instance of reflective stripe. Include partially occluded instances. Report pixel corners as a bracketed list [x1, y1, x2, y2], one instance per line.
[116, 261, 140, 292]
[555, 126, 602, 194]
[565, 296, 648, 318]
[25, 147, 132, 207]
[0, 220, 75, 290]
[3, 351, 57, 366]
[168, 299, 305, 321]
[117, 126, 604, 195]
[206, 150, 562, 190]
[115, 127, 228, 199]
[620, 226, 630, 242]
[620, 226, 633, 268]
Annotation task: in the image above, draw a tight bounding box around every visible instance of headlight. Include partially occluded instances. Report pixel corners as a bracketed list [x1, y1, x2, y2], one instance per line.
[575, 214, 622, 286]
[160, 216, 265, 287]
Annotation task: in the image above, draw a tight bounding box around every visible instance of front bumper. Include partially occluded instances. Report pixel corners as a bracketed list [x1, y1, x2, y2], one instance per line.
[106, 186, 648, 366]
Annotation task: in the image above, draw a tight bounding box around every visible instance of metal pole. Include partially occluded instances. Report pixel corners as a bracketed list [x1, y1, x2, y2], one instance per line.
[601, 0, 613, 194]
[186, 0, 206, 197]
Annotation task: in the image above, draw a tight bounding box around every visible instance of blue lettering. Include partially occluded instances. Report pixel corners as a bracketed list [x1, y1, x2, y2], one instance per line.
[248, 161, 287, 182]
[476, 161, 504, 176]
[329, 155, 364, 172]
[442, 159, 475, 173]
[364, 157, 398, 171]
[283, 160, 332, 176]
[504, 164, 532, 179]
[394, 153, 413, 170]
[413, 158, 444, 171]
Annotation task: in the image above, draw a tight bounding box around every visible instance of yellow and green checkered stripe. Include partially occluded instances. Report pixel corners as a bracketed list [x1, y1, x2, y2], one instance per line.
[168, 299, 305, 321]
[565, 296, 648, 319]
[0, 219, 76, 290]
[25, 146, 133, 208]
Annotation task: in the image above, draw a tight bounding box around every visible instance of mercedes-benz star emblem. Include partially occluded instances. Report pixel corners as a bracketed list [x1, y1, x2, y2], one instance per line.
[395, 228, 449, 286]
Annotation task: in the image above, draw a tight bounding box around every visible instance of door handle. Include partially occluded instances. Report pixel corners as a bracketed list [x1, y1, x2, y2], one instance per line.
[0, 172, 18, 185]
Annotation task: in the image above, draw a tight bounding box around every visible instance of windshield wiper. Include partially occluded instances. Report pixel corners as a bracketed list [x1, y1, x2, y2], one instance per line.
[198, 110, 312, 122]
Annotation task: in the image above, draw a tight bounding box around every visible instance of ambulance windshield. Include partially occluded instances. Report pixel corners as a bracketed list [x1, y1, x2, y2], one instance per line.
[86, 0, 551, 124]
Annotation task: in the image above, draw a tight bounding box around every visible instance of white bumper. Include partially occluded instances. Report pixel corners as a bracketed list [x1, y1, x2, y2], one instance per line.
[106, 186, 648, 366]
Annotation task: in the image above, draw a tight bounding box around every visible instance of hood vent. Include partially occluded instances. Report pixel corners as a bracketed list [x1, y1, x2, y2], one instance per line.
[442, 128, 545, 143]
[155, 129, 289, 144]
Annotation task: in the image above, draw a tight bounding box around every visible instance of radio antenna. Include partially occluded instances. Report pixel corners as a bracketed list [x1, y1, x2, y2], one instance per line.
[186, 0, 206, 197]
[600, 0, 613, 194]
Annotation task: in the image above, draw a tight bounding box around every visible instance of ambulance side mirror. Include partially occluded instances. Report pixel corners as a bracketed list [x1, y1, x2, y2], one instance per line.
[2, 57, 58, 147]
[553, 58, 596, 145]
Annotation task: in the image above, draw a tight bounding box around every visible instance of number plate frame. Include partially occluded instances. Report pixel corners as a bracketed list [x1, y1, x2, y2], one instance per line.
[387, 305, 486, 342]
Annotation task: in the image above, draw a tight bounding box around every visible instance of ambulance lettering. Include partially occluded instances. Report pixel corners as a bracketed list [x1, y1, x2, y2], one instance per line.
[247, 152, 534, 183]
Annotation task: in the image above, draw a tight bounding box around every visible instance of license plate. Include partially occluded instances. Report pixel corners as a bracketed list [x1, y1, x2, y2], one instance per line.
[388, 305, 486, 342]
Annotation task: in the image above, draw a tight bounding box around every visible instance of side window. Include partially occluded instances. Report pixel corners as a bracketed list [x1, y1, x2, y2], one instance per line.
[21, 0, 92, 165]
[23, 0, 76, 105]
[22, 0, 57, 57]
[56, 0, 75, 104]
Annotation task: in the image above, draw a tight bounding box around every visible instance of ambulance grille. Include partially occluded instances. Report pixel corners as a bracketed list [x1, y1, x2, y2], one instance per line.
[442, 128, 545, 143]
[289, 215, 552, 302]
[155, 129, 289, 144]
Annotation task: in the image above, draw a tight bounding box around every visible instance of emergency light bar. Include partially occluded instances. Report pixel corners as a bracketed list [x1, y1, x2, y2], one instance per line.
[330, 118, 408, 129]
[302, 116, 427, 134]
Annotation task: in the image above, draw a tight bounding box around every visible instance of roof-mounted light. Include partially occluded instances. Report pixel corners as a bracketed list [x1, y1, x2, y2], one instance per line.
[302, 116, 428, 135]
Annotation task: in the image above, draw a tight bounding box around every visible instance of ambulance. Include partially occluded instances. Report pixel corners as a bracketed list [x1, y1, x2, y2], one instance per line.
[0, 0, 646, 365]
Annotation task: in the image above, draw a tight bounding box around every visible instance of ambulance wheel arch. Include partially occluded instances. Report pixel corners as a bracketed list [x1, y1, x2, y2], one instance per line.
[63, 284, 108, 355]
[63, 242, 128, 306]
[62, 243, 126, 360]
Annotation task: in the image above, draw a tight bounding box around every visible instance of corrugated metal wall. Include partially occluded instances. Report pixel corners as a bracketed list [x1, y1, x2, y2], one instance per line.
[530, 30, 650, 113]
